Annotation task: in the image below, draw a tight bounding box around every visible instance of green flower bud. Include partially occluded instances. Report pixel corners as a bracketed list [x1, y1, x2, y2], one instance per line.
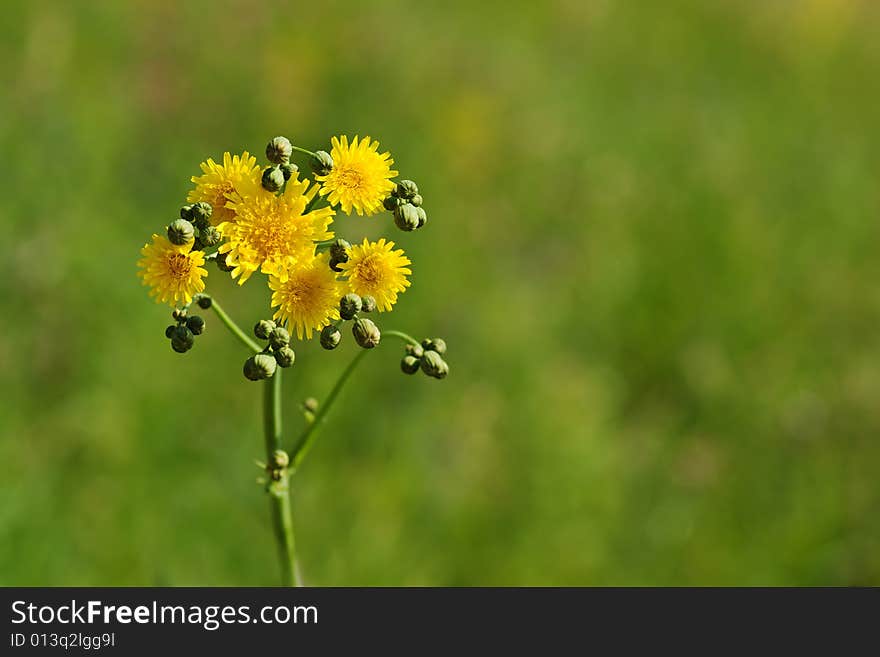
[269, 326, 290, 349]
[164, 325, 176, 339]
[274, 346, 296, 368]
[422, 338, 446, 355]
[421, 350, 449, 379]
[411, 194, 423, 207]
[254, 319, 276, 340]
[280, 162, 298, 181]
[401, 355, 420, 375]
[190, 201, 213, 226]
[339, 293, 362, 320]
[193, 293, 212, 309]
[271, 449, 290, 469]
[320, 324, 342, 350]
[167, 219, 195, 246]
[329, 238, 351, 263]
[383, 196, 401, 211]
[360, 295, 377, 313]
[329, 256, 344, 272]
[262, 166, 285, 192]
[415, 207, 427, 228]
[243, 353, 277, 381]
[406, 343, 425, 358]
[393, 203, 420, 231]
[172, 308, 187, 321]
[311, 150, 334, 175]
[352, 317, 381, 349]
[215, 252, 235, 272]
[303, 397, 319, 413]
[180, 204, 194, 220]
[186, 315, 205, 335]
[396, 179, 418, 200]
[199, 225, 222, 248]
[170, 325, 195, 353]
[266, 136, 293, 165]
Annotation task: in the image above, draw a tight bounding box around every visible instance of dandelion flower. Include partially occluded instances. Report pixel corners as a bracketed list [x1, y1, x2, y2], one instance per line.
[188, 151, 262, 225]
[269, 254, 343, 340]
[316, 135, 398, 216]
[340, 238, 411, 311]
[138, 234, 208, 306]
[219, 175, 335, 285]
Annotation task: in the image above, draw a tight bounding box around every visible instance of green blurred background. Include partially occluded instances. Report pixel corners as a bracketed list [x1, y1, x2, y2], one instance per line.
[2, 0, 879, 585]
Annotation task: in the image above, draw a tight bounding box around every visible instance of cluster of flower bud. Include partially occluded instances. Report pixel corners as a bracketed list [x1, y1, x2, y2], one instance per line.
[328, 238, 350, 272]
[319, 293, 381, 350]
[262, 136, 298, 193]
[400, 338, 448, 379]
[243, 319, 296, 380]
[168, 202, 221, 251]
[384, 180, 427, 232]
[165, 306, 206, 354]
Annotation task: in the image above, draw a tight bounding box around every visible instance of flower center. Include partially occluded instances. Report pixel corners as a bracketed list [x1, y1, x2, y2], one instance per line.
[167, 253, 193, 278]
[356, 255, 383, 286]
[338, 167, 364, 190]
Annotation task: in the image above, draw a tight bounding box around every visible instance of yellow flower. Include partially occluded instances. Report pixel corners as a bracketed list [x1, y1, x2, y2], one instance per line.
[316, 135, 398, 216]
[218, 174, 335, 285]
[137, 234, 208, 306]
[269, 253, 343, 340]
[340, 238, 411, 311]
[187, 151, 262, 225]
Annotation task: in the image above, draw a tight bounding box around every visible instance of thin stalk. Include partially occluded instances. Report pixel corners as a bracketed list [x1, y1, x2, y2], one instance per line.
[263, 370, 298, 586]
[383, 329, 420, 347]
[291, 145, 317, 158]
[290, 349, 369, 470]
[209, 299, 262, 353]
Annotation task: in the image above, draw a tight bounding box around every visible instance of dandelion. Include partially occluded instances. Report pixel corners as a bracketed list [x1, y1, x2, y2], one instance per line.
[219, 174, 335, 284]
[137, 234, 208, 306]
[188, 151, 262, 225]
[269, 253, 342, 340]
[316, 135, 397, 216]
[340, 238, 411, 311]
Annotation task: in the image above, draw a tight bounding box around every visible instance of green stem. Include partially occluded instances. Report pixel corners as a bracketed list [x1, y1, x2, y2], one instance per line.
[263, 370, 298, 586]
[209, 299, 262, 353]
[291, 145, 317, 158]
[383, 329, 420, 347]
[290, 349, 369, 470]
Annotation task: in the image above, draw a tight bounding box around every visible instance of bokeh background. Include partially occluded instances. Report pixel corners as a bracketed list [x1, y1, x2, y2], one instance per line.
[2, 0, 879, 585]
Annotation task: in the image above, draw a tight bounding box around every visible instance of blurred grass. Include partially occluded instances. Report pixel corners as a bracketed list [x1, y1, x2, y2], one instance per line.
[1, 0, 879, 585]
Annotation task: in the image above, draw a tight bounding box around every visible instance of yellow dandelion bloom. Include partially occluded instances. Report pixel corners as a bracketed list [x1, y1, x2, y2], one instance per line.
[316, 135, 398, 216]
[269, 253, 343, 340]
[137, 234, 208, 306]
[218, 174, 335, 284]
[340, 238, 411, 312]
[187, 151, 262, 225]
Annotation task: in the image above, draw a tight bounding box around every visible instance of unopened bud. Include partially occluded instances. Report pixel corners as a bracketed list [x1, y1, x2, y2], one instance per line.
[274, 346, 296, 368]
[199, 225, 222, 248]
[329, 238, 351, 263]
[186, 315, 205, 335]
[420, 350, 448, 379]
[180, 204, 194, 220]
[167, 219, 195, 246]
[339, 293, 362, 320]
[266, 136, 293, 165]
[415, 207, 427, 228]
[352, 317, 381, 349]
[280, 162, 298, 181]
[243, 353, 277, 381]
[393, 203, 420, 231]
[360, 296, 377, 313]
[271, 449, 290, 469]
[190, 201, 213, 227]
[262, 166, 285, 192]
[170, 325, 195, 353]
[164, 325, 176, 338]
[383, 196, 400, 211]
[406, 343, 425, 358]
[396, 179, 418, 200]
[311, 150, 334, 176]
[411, 194, 423, 207]
[303, 397, 319, 413]
[268, 326, 290, 349]
[422, 338, 446, 355]
[254, 319, 276, 340]
[193, 293, 212, 309]
[215, 252, 235, 272]
[401, 355, 420, 375]
[320, 324, 342, 350]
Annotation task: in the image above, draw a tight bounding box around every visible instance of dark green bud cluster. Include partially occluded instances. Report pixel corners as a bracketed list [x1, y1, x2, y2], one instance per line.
[311, 150, 334, 176]
[178, 202, 221, 250]
[387, 179, 428, 232]
[328, 238, 351, 272]
[400, 337, 449, 379]
[262, 165, 285, 193]
[164, 307, 207, 354]
[320, 293, 380, 350]
[266, 136, 293, 165]
[244, 319, 296, 380]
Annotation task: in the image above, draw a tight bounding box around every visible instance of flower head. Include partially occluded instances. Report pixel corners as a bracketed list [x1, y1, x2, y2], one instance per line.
[138, 234, 208, 306]
[188, 152, 262, 226]
[340, 238, 411, 311]
[218, 174, 335, 284]
[316, 135, 398, 216]
[269, 253, 343, 340]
